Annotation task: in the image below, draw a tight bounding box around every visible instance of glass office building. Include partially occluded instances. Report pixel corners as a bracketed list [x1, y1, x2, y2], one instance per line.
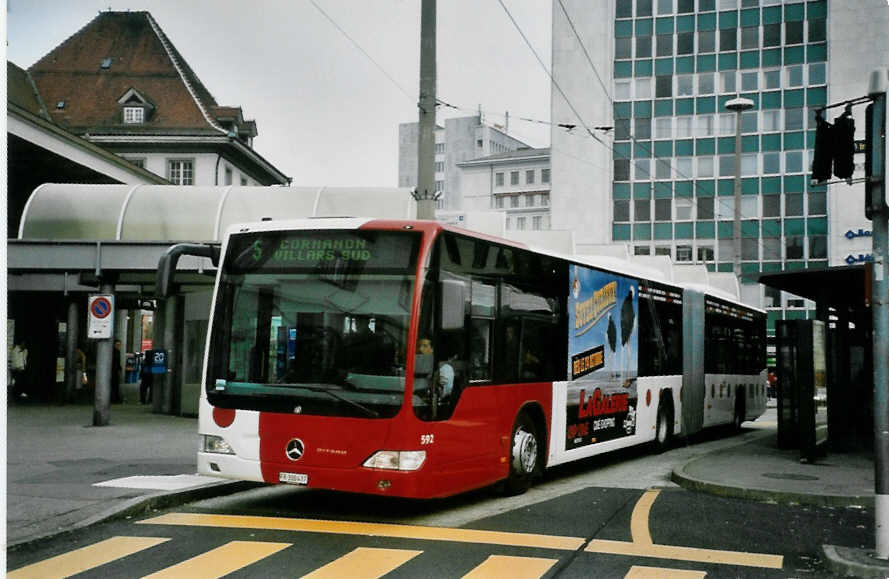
[611, 0, 828, 271]
[550, 0, 856, 338]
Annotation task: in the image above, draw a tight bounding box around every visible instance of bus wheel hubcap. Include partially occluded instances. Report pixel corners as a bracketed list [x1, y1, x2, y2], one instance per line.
[513, 427, 537, 474]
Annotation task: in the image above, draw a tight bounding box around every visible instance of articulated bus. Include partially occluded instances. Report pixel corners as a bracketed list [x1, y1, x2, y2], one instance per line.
[197, 218, 766, 498]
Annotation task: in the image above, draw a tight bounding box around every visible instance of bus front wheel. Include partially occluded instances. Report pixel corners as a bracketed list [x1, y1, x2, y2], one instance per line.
[503, 412, 541, 495]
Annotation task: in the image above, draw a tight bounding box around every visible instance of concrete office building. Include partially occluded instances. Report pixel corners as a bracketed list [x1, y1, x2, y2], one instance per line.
[458, 147, 552, 231]
[399, 115, 530, 211]
[551, 0, 889, 326]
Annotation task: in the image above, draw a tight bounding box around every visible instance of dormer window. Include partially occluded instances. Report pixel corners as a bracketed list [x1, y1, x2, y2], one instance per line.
[123, 106, 145, 124]
[117, 87, 154, 125]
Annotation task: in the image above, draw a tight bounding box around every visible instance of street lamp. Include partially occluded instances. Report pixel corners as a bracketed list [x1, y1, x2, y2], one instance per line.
[726, 97, 755, 282]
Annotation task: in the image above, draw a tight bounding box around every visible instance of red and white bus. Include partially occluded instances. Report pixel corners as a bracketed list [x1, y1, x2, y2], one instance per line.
[196, 218, 767, 498]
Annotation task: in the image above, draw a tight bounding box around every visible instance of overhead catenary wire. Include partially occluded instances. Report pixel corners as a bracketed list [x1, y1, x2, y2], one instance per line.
[308, 0, 606, 143]
[306, 0, 416, 105]
[496, 0, 612, 150]
[555, 0, 612, 105]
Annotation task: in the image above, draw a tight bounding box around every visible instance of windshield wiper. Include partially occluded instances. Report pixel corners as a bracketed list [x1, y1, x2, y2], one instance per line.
[281, 383, 380, 418]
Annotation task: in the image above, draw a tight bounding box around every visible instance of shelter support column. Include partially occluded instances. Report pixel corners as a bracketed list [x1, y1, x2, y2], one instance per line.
[65, 300, 79, 402]
[152, 294, 181, 415]
[93, 281, 114, 426]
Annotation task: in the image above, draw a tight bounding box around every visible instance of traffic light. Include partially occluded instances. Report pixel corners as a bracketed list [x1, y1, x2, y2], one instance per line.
[865, 97, 887, 220]
[811, 113, 833, 183]
[833, 110, 856, 179]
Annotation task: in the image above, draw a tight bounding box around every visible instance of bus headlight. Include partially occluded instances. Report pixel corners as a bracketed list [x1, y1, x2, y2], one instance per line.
[202, 434, 235, 455]
[363, 450, 426, 471]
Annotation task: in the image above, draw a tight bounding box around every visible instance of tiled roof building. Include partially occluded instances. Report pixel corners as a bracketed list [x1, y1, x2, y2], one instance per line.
[27, 10, 288, 186]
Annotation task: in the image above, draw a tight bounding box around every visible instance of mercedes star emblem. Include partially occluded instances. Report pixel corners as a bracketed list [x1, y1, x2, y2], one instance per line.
[285, 438, 305, 461]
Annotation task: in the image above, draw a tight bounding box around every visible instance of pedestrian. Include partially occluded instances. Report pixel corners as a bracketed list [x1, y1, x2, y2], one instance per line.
[111, 340, 122, 403]
[10, 342, 29, 400]
[140, 350, 153, 405]
[74, 346, 87, 390]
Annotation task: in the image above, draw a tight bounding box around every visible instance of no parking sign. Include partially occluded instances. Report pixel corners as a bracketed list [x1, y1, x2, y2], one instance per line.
[88, 295, 114, 339]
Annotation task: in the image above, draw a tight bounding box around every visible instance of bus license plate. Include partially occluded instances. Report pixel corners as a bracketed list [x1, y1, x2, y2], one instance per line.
[279, 472, 308, 485]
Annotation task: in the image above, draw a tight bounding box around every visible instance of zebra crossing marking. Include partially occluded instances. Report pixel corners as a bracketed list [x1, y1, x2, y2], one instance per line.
[7, 536, 169, 579]
[300, 547, 422, 579]
[460, 555, 559, 579]
[142, 540, 291, 578]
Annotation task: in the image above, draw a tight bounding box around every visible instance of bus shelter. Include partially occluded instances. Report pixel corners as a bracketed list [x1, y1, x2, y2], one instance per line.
[757, 265, 872, 453]
[9, 184, 417, 415]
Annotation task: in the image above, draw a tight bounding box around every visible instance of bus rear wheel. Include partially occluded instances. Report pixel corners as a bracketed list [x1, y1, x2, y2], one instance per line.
[653, 401, 673, 453]
[733, 395, 746, 432]
[503, 412, 541, 495]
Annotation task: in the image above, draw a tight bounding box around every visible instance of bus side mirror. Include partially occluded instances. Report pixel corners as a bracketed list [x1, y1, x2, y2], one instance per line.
[440, 279, 466, 331]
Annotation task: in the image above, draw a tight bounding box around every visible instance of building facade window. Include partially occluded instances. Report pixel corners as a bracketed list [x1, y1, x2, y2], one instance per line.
[168, 159, 194, 185]
[526, 170, 535, 184]
[510, 171, 519, 185]
[614, 200, 630, 222]
[495, 172, 504, 186]
[542, 169, 550, 183]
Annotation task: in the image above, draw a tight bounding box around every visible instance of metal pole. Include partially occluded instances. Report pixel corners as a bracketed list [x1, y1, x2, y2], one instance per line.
[871, 89, 889, 559]
[733, 111, 743, 280]
[873, 193, 889, 558]
[725, 97, 753, 282]
[414, 0, 437, 220]
[66, 301, 78, 402]
[93, 283, 114, 426]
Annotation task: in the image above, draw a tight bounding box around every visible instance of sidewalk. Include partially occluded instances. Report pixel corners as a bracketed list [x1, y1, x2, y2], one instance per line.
[6, 396, 886, 575]
[6, 393, 249, 549]
[671, 408, 884, 577]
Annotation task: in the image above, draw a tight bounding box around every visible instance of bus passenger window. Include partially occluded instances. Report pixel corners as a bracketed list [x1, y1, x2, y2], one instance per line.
[470, 319, 492, 381]
[470, 280, 495, 382]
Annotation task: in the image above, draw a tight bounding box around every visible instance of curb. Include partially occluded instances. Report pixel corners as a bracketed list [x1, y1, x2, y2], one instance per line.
[7, 480, 260, 552]
[670, 428, 874, 509]
[671, 457, 874, 510]
[822, 544, 889, 578]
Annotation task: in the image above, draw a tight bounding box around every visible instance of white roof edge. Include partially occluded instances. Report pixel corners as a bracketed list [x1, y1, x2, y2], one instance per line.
[220, 217, 374, 238]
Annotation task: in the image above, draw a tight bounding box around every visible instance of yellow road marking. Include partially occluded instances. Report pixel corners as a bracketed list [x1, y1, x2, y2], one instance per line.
[140, 512, 586, 550]
[300, 547, 421, 579]
[142, 540, 290, 578]
[625, 565, 707, 578]
[462, 555, 558, 579]
[587, 539, 783, 569]
[630, 489, 659, 545]
[8, 536, 169, 579]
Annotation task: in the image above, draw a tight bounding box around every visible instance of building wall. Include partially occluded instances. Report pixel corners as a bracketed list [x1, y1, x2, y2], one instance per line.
[551, 0, 614, 252]
[398, 115, 530, 211]
[461, 155, 552, 230]
[826, 1, 889, 267]
[118, 152, 260, 186]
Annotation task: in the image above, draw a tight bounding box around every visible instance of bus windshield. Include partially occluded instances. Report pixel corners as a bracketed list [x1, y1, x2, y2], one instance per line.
[207, 229, 421, 418]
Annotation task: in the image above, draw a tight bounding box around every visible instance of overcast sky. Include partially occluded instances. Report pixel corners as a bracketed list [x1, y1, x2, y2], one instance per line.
[6, 0, 553, 187]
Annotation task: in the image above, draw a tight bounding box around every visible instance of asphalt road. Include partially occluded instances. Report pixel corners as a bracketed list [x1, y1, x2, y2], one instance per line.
[9, 427, 872, 578]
